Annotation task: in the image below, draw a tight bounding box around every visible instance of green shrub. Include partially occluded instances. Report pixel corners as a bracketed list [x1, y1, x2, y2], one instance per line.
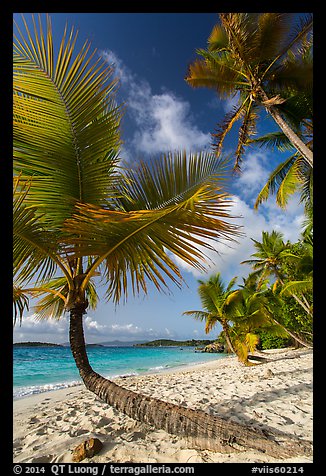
[256, 330, 292, 350]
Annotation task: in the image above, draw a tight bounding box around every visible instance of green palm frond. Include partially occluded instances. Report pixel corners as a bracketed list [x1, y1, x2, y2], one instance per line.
[280, 279, 313, 297]
[117, 152, 232, 211]
[226, 276, 238, 293]
[182, 310, 210, 322]
[211, 101, 246, 157]
[32, 277, 68, 320]
[219, 13, 260, 64]
[62, 153, 240, 303]
[248, 131, 295, 152]
[299, 163, 313, 208]
[254, 153, 311, 210]
[13, 285, 30, 325]
[207, 24, 228, 51]
[254, 155, 297, 209]
[185, 56, 246, 98]
[275, 158, 303, 208]
[255, 13, 292, 64]
[13, 177, 63, 285]
[197, 273, 231, 315]
[245, 332, 259, 353]
[31, 276, 99, 320]
[260, 323, 289, 338]
[224, 289, 242, 308]
[14, 14, 123, 229]
[205, 314, 221, 334]
[234, 100, 258, 169]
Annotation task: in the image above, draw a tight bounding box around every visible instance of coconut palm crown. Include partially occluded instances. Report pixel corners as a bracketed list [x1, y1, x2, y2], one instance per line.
[185, 13, 313, 170]
[14, 14, 241, 320]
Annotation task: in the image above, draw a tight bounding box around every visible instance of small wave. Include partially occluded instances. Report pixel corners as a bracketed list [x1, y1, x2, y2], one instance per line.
[108, 372, 139, 379]
[13, 380, 82, 400]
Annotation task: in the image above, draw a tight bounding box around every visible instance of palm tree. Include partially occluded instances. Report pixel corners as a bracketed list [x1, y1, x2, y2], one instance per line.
[183, 273, 239, 354]
[241, 231, 312, 347]
[184, 273, 286, 366]
[279, 232, 313, 305]
[229, 281, 289, 364]
[237, 274, 305, 350]
[13, 14, 311, 458]
[185, 13, 313, 170]
[251, 53, 313, 212]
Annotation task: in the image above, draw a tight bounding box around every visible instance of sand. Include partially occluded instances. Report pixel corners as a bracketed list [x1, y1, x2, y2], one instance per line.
[13, 347, 313, 464]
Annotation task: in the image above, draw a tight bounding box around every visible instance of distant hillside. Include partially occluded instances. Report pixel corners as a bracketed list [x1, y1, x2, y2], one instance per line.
[134, 339, 215, 347]
[97, 340, 148, 346]
[13, 342, 63, 347]
[61, 340, 149, 347]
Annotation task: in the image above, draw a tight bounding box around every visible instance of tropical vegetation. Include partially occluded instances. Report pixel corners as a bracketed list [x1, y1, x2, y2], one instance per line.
[13, 12, 313, 456]
[15, 13, 278, 454]
[185, 13, 313, 170]
[183, 272, 287, 365]
[185, 229, 313, 360]
[185, 13, 313, 217]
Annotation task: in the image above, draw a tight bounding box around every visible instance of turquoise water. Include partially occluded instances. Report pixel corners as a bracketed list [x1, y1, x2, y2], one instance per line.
[13, 345, 226, 399]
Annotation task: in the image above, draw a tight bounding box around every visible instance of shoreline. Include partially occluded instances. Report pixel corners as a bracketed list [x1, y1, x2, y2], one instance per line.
[13, 347, 313, 464]
[13, 352, 229, 401]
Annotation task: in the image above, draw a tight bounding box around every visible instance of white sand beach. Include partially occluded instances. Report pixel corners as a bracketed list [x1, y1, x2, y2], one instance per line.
[13, 347, 313, 464]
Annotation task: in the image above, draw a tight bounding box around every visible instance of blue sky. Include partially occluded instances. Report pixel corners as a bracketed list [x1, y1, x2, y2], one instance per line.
[13, 13, 306, 344]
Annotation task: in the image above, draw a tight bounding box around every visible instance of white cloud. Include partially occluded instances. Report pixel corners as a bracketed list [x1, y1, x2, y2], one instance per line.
[130, 91, 211, 155]
[13, 312, 176, 343]
[100, 50, 133, 85]
[13, 313, 68, 343]
[100, 49, 211, 157]
[173, 193, 305, 284]
[234, 152, 271, 200]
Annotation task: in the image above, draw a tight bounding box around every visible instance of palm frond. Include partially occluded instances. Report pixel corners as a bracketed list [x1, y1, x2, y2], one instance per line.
[182, 310, 210, 321]
[13, 176, 64, 285]
[205, 314, 221, 334]
[207, 24, 228, 51]
[13, 286, 30, 326]
[226, 276, 238, 293]
[31, 276, 99, 320]
[280, 279, 313, 297]
[219, 13, 260, 64]
[245, 332, 259, 353]
[32, 278, 68, 320]
[211, 101, 246, 157]
[234, 100, 258, 170]
[255, 13, 293, 64]
[62, 152, 241, 303]
[275, 159, 303, 208]
[185, 56, 246, 98]
[248, 131, 295, 152]
[254, 154, 300, 209]
[14, 14, 123, 230]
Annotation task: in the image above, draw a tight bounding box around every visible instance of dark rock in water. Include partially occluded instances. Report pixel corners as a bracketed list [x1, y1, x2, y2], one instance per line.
[202, 342, 225, 353]
[72, 437, 103, 462]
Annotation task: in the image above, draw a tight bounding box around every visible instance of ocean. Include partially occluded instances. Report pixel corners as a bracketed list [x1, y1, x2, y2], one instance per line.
[13, 345, 226, 400]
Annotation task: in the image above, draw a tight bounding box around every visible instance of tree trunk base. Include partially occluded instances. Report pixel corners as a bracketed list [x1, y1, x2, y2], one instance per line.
[82, 371, 312, 460]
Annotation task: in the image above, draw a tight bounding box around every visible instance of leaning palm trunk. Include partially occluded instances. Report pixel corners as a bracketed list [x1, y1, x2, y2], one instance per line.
[269, 315, 312, 349]
[276, 272, 312, 332]
[222, 323, 236, 354]
[258, 88, 313, 168]
[69, 303, 311, 458]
